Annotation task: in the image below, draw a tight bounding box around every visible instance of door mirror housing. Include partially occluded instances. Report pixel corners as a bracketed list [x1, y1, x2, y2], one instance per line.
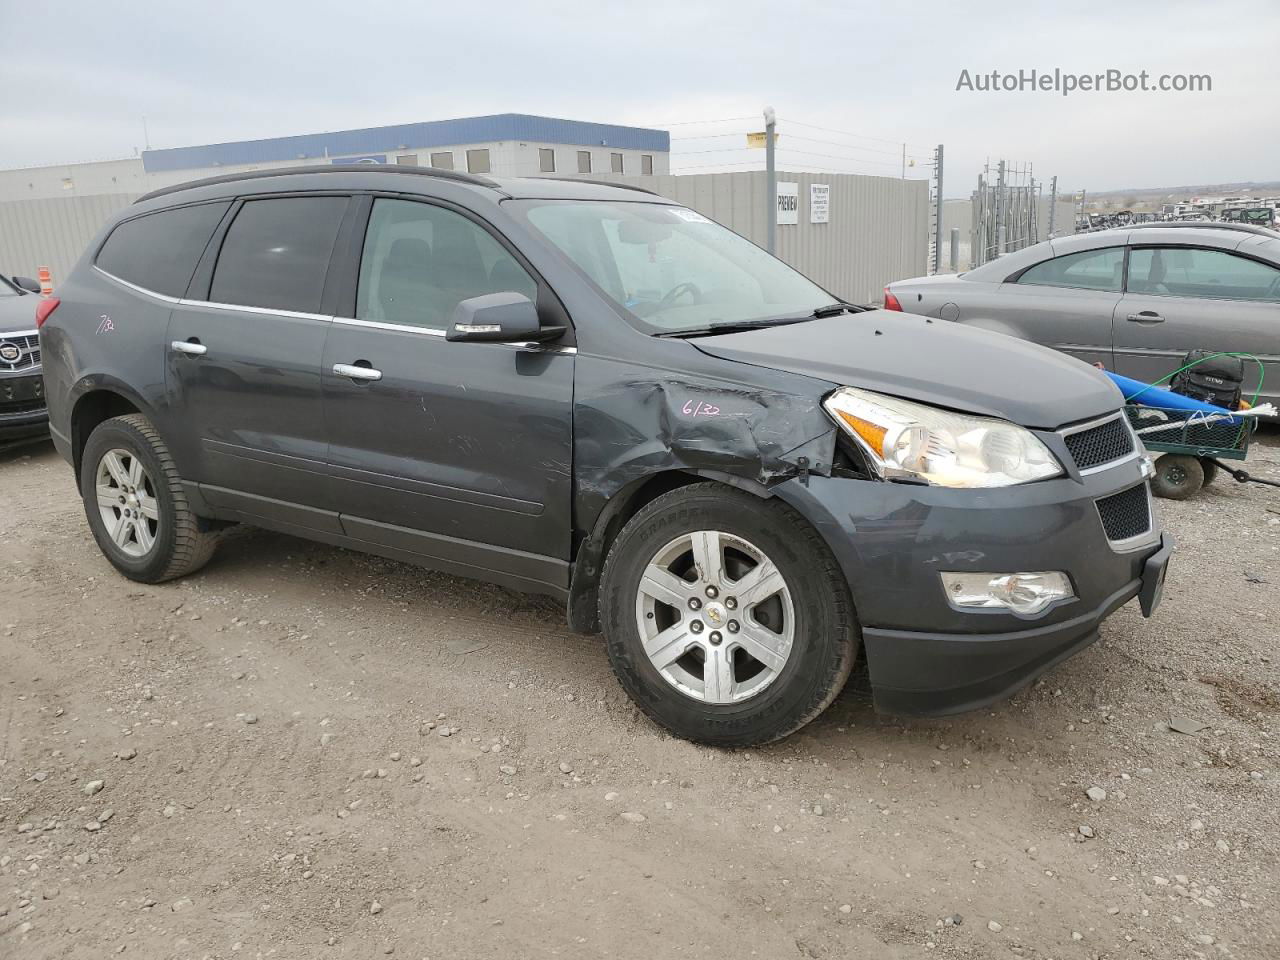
[445, 292, 564, 343]
[12, 276, 41, 295]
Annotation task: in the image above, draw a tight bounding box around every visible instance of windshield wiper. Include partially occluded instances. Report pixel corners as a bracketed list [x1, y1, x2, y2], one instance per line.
[811, 302, 866, 318]
[653, 316, 820, 339]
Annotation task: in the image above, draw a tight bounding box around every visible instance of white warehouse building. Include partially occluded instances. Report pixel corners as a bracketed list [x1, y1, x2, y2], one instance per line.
[0, 113, 671, 202]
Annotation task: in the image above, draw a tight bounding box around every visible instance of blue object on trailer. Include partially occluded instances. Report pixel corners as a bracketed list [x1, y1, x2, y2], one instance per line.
[1104, 371, 1240, 421]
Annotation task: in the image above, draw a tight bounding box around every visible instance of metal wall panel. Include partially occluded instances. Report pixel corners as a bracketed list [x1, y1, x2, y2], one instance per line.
[0, 170, 928, 305]
[0, 192, 138, 283]
[572, 171, 930, 304]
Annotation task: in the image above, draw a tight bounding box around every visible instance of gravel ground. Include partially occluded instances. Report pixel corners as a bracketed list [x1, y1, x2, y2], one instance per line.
[1, 433, 1277, 960]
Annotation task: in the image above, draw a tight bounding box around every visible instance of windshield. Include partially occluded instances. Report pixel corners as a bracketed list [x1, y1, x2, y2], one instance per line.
[513, 200, 834, 334]
[0, 276, 18, 297]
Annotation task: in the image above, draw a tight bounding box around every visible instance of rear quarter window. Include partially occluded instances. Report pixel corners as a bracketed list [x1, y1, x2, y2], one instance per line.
[1014, 247, 1125, 292]
[209, 196, 348, 314]
[96, 202, 231, 298]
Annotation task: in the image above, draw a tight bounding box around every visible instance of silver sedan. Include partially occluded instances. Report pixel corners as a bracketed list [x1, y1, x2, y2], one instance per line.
[886, 223, 1280, 406]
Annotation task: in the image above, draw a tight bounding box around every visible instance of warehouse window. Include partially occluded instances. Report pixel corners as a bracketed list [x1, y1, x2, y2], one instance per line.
[430, 152, 454, 170]
[209, 197, 348, 314]
[538, 148, 556, 173]
[641, 154, 654, 175]
[577, 151, 592, 174]
[395, 154, 418, 166]
[466, 149, 491, 174]
[610, 152, 624, 174]
[96, 201, 231, 298]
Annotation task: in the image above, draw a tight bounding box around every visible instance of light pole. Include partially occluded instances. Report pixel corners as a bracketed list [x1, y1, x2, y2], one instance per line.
[764, 106, 776, 255]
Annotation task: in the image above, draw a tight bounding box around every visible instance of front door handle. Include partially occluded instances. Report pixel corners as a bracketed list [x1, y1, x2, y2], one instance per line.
[1125, 311, 1165, 324]
[171, 339, 208, 356]
[333, 362, 382, 382]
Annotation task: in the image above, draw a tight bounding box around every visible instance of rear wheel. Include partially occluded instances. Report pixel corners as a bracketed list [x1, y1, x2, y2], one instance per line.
[1198, 457, 1220, 487]
[1150, 453, 1204, 500]
[599, 483, 859, 746]
[80, 414, 221, 582]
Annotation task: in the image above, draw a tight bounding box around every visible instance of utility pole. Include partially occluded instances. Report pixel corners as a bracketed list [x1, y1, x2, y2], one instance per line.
[142, 116, 151, 151]
[995, 160, 1007, 256]
[933, 144, 944, 274]
[1048, 175, 1058, 236]
[764, 106, 777, 255]
[901, 143, 906, 179]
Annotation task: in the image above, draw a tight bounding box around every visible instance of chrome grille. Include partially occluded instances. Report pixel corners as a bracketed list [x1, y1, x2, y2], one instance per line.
[1096, 483, 1152, 544]
[1062, 414, 1134, 472]
[0, 332, 40, 372]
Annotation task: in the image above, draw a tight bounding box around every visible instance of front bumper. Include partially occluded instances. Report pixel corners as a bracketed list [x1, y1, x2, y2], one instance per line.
[0, 372, 48, 440]
[776, 453, 1169, 716]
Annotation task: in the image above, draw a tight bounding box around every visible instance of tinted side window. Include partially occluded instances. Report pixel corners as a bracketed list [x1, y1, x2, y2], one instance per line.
[355, 198, 538, 330]
[1016, 247, 1124, 292]
[209, 197, 347, 313]
[1128, 246, 1280, 301]
[96, 202, 230, 297]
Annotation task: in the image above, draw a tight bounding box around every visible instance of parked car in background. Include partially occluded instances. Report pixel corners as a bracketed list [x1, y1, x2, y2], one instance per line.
[0, 273, 49, 442]
[39, 165, 1169, 746]
[886, 223, 1280, 406]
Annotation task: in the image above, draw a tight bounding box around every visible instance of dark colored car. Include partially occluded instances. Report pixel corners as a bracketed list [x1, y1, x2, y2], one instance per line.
[0, 272, 49, 442]
[38, 166, 1171, 746]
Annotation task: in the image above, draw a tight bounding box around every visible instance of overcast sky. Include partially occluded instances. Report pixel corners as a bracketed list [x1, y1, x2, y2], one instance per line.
[2, 0, 1276, 196]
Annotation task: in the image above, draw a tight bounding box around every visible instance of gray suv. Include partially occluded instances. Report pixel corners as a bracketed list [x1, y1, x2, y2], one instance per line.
[39, 166, 1171, 745]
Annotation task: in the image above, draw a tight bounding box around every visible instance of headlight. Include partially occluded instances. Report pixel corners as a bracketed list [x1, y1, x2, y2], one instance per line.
[823, 387, 1062, 488]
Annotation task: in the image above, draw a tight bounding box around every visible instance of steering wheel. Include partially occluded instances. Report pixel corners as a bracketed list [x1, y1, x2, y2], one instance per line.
[658, 281, 702, 309]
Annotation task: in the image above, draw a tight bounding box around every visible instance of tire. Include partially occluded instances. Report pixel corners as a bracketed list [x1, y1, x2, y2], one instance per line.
[1198, 457, 1219, 487]
[80, 414, 221, 582]
[599, 482, 859, 747]
[1150, 453, 1204, 500]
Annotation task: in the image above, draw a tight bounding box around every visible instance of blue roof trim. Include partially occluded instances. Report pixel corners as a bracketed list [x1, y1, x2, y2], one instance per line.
[142, 113, 670, 173]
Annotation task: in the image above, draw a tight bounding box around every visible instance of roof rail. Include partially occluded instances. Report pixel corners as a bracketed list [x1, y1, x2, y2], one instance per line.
[136, 163, 500, 204]
[1127, 221, 1279, 238]
[540, 175, 657, 196]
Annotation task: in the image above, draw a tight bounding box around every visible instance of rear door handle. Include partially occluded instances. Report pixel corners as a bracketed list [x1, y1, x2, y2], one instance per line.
[1125, 311, 1165, 324]
[171, 339, 207, 356]
[333, 362, 382, 382]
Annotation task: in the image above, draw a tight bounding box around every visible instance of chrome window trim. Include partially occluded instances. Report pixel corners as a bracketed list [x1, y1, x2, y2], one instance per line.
[331, 316, 577, 354]
[95, 266, 332, 321]
[1058, 411, 1141, 476]
[94, 266, 184, 305]
[96, 268, 577, 354]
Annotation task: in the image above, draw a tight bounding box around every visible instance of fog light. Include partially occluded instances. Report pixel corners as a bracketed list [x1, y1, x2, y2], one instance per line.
[940, 571, 1074, 616]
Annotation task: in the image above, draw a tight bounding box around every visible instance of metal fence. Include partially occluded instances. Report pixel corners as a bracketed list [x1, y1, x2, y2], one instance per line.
[571, 171, 930, 304]
[0, 192, 139, 282]
[0, 171, 929, 304]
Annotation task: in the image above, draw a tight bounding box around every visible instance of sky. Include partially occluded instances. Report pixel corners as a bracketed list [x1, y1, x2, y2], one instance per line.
[2, 0, 1277, 197]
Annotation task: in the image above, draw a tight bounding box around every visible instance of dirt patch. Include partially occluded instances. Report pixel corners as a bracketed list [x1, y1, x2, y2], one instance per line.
[2, 432, 1279, 959]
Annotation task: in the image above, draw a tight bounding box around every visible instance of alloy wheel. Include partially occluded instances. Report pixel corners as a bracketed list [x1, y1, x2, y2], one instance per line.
[634, 530, 795, 704]
[95, 448, 160, 558]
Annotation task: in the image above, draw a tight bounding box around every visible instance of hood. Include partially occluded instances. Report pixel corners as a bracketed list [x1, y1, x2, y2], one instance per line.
[0, 293, 39, 334]
[691, 310, 1123, 430]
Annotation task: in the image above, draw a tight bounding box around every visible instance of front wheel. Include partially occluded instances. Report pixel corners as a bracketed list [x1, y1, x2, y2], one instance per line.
[599, 483, 859, 747]
[1150, 453, 1204, 500]
[80, 414, 221, 582]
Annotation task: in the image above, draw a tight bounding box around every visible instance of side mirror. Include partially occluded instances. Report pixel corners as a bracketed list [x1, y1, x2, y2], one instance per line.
[445, 292, 564, 343]
[13, 276, 41, 295]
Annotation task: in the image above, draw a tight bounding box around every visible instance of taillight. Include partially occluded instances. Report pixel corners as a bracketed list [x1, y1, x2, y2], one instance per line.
[35, 296, 60, 328]
[882, 288, 903, 312]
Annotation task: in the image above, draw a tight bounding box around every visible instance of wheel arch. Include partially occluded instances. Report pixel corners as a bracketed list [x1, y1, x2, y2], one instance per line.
[68, 380, 151, 478]
[565, 469, 774, 634]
